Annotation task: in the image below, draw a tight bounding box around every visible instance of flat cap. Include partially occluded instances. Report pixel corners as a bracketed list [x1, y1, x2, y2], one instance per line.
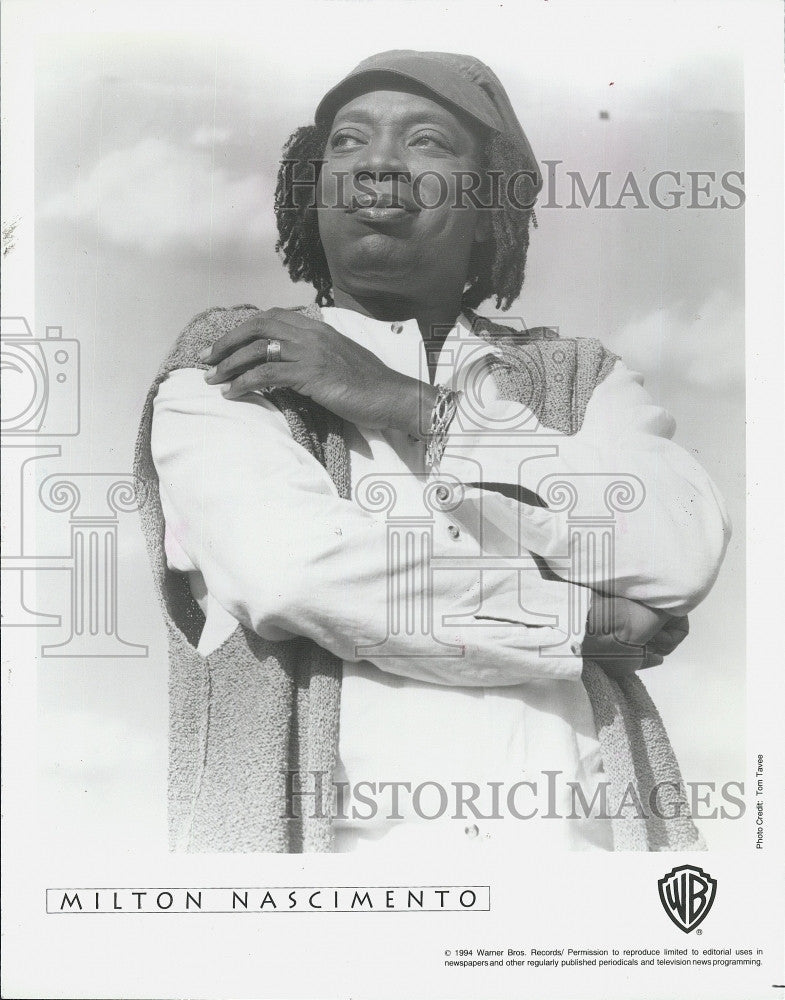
[315, 49, 542, 194]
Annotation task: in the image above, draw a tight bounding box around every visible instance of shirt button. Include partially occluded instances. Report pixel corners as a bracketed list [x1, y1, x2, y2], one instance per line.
[465, 824, 480, 839]
[448, 525, 460, 540]
[391, 322, 404, 335]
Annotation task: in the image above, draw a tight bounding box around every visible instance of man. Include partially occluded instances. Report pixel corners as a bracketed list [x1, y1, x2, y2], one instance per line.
[136, 51, 730, 853]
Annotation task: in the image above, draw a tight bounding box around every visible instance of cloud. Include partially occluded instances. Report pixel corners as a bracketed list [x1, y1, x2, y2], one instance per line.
[40, 136, 276, 256]
[606, 287, 744, 391]
[190, 126, 234, 148]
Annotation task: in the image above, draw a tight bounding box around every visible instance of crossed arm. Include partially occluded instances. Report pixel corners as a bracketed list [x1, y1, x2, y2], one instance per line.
[152, 309, 731, 684]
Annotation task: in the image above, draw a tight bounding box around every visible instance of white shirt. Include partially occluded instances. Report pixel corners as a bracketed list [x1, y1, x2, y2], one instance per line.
[151, 307, 730, 854]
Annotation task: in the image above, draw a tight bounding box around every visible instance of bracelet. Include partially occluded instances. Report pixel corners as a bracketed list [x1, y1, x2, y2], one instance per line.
[425, 384, 461, 469]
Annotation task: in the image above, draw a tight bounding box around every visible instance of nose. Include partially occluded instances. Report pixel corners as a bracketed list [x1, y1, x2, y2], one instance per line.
[352, 131, 408, 182]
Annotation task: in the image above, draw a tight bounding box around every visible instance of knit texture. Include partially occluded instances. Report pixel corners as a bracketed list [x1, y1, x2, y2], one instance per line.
[135, 305, 345, 852]
[467, 309, 703, 850]
[135, 302, 704, 852]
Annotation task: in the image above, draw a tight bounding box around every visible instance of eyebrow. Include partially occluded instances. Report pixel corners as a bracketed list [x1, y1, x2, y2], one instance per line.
[330, 107, 463, 131]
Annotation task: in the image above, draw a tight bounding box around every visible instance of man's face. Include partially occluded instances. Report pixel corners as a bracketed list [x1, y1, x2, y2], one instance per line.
[316, 86, 489, 307]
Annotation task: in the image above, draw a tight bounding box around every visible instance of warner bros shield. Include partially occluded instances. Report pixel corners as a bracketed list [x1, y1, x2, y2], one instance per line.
[658, 865, 718, 933]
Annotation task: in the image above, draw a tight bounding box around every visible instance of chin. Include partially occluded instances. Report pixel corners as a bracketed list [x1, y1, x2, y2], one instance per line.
[339, 241, 423, 287]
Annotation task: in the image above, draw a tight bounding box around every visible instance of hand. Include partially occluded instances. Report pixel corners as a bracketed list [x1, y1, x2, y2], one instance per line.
[581, 594, 689, 679]
[201, 308, 437, 434]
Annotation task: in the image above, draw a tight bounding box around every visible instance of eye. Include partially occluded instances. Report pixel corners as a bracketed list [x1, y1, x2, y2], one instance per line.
[330, 131, 365, 150]
[410, 131, 453, 151]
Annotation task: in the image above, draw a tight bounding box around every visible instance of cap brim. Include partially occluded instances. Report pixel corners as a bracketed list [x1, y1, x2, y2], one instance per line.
[315, 67, 502, 135]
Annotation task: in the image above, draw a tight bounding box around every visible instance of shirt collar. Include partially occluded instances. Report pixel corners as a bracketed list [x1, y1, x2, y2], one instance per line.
[320, 306, 501, 388]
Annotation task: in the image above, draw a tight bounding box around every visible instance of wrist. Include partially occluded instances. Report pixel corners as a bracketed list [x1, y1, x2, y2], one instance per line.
[387, 377, 439, 437]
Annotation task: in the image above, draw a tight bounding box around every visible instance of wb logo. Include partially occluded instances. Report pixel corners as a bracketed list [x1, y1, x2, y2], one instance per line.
[658, 865, 717, 933]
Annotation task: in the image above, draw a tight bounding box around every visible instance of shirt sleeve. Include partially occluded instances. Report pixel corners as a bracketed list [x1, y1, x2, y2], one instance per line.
[150, 368, 586, 686]
[437, 359, 732, 616]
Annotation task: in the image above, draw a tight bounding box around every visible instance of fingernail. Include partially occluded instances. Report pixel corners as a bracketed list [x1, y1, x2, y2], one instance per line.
[220, 385, 232, 396]
[204, 367, 217, 381]
[198, 347, 211, 361]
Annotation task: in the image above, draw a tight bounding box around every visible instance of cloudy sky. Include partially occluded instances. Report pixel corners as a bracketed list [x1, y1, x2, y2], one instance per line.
[22, 3, 746, 853]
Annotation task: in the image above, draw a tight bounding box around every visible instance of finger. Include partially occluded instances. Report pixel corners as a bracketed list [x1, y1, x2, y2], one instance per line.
[219, 361, 300, 399]
[638, 650, 665, 670]
[582, 633, 645, 662]
[200, 311, 299, 365]
[262, 307, 326, 332]
[600, 648, 663, 680]
[198, 316, 266, 365]
[585, 646, 646, 673]
[667, 616, 690, 640]
[646, 630, 681, 656]
[205, 339, 297, 383]
[648, 616, 690, 656]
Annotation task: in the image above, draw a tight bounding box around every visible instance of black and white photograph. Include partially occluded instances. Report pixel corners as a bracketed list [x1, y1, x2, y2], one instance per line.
[1, 1, 783, 997]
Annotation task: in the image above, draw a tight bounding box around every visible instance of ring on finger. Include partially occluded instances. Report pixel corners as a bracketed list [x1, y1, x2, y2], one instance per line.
[266, 339, 282, 363]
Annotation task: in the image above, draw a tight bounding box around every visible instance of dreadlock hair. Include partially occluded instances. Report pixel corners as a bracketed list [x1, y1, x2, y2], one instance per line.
[274, 123, 537, 311]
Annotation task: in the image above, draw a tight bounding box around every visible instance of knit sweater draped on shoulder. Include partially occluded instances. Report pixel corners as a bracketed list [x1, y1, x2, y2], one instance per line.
[134, 302, 705, 853]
